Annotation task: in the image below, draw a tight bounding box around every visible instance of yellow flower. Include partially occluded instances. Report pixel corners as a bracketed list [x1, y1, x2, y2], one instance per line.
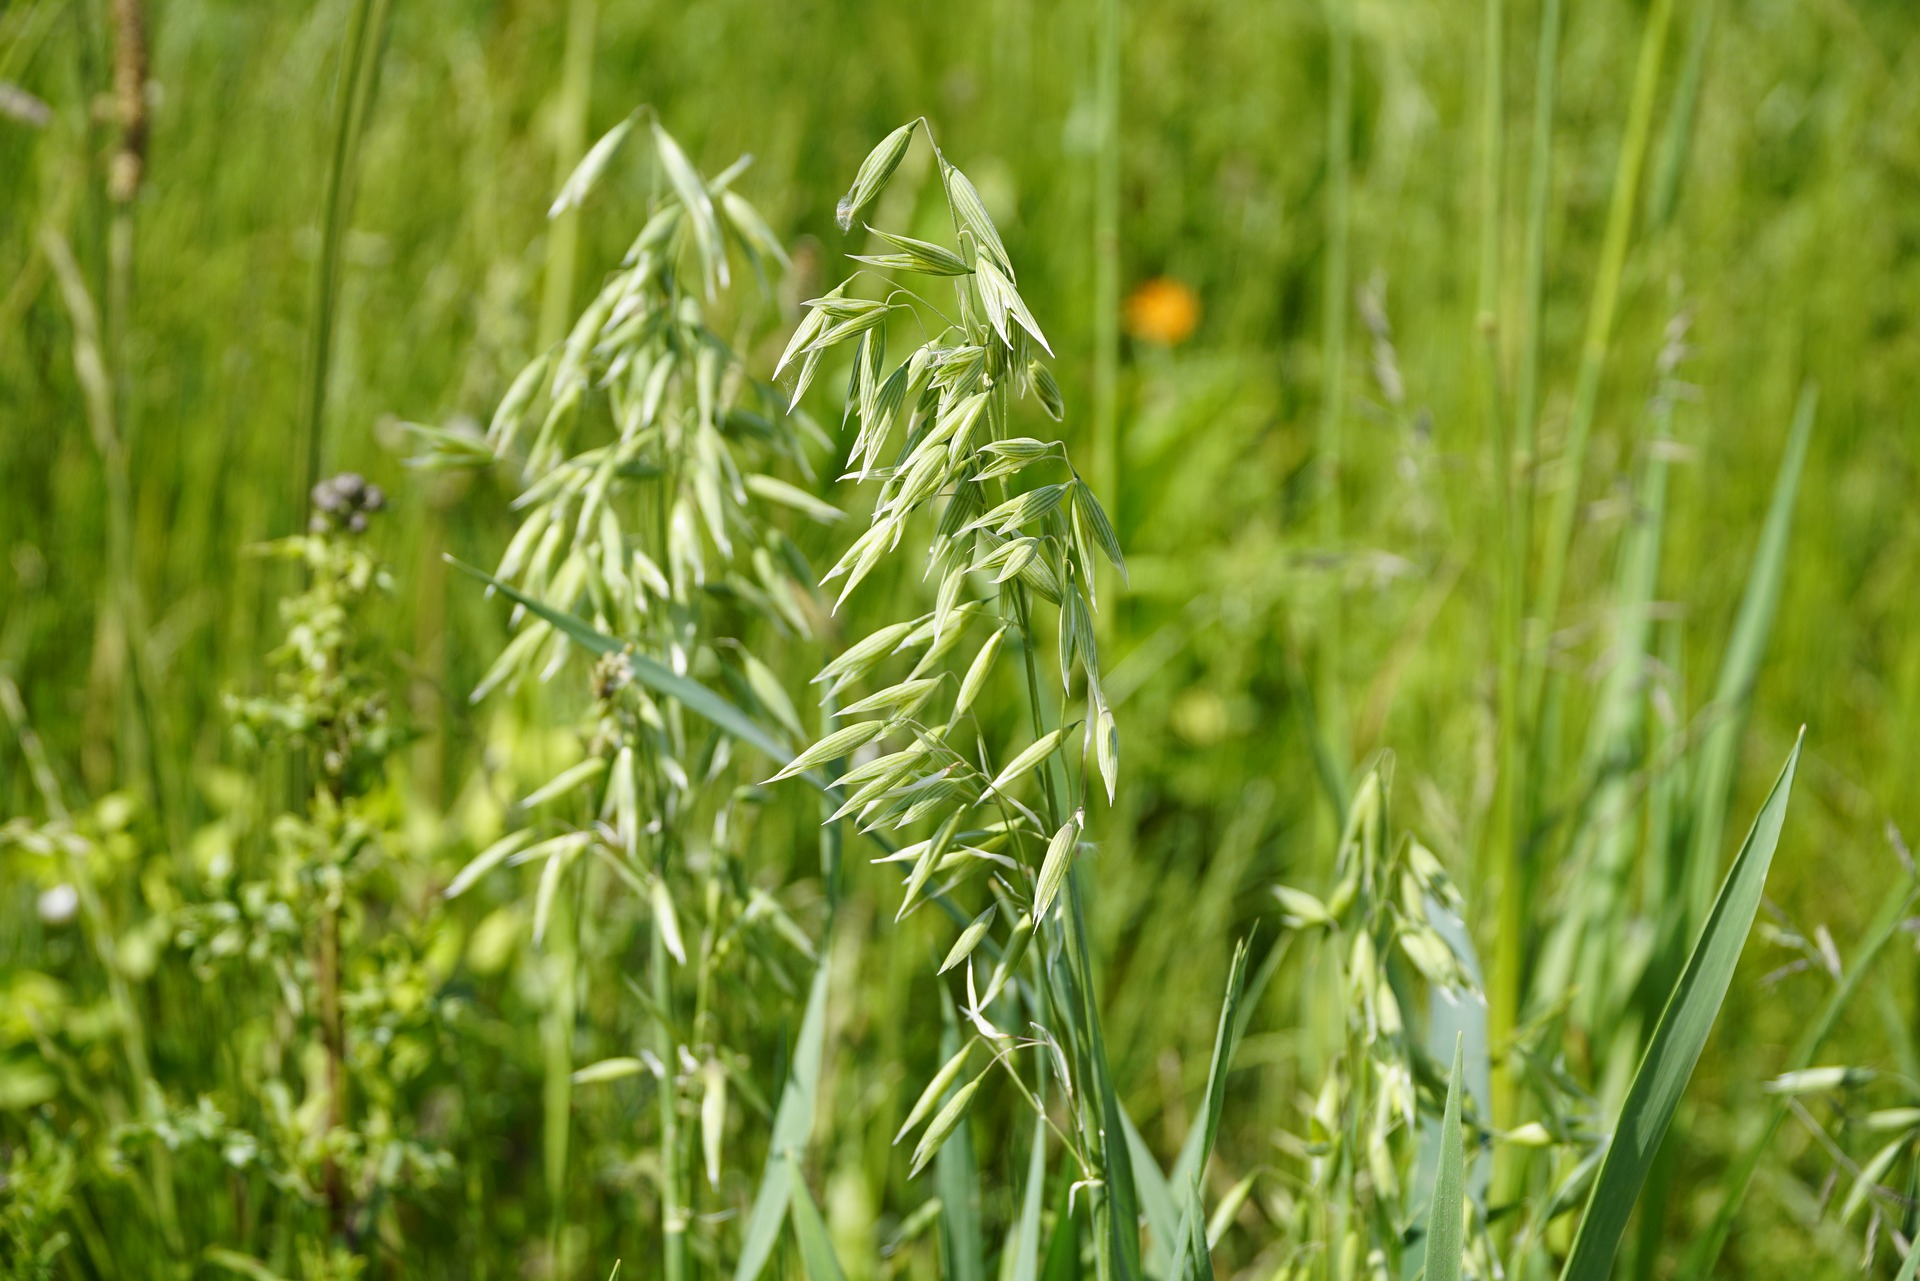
[1124, 276, 1201, 346]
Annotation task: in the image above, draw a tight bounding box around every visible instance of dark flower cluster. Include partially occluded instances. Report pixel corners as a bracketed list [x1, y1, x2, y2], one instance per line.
[309, 472, 387, 534]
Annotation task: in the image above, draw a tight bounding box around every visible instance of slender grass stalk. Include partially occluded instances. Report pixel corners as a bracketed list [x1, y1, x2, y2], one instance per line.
[300, 0, 393, 514]
[1498, 0, 1671, 1107]
[656, 915, 687, 1281]
[542, 900, 577, 1277]
[538, 0, 599, 349]
[1515, 0, 1563, 472]
[1090, 0, 1121, 505]
[318, 868, 348, 1238]
[1495, 1, 1560, 1138]
[38, 229, 157, 825]
[530, 15, 601, 1257]
[106, 0, 145, 451]
[1318, 0, 1352, 784]
[1521, 0, 1673, 733]
[1473, 0, 1531, 1149]
[1646, 0, 1716, 235]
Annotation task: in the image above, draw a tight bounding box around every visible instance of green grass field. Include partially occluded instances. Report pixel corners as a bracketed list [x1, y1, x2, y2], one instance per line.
[5, 1, 1920, 1278]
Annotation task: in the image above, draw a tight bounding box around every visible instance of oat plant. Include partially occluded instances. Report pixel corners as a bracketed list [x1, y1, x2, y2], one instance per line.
[433, 111, 838, 1281]
[763, 119, 1159, 1281]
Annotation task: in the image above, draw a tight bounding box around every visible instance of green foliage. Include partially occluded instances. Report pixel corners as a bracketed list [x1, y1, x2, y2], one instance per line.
[6, 4, 1920, 1280]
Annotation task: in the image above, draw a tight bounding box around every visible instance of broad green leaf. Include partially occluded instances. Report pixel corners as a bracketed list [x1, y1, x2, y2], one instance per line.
[1425, 1038, 1468, 1281]
[1558, 733, 1802, 1281]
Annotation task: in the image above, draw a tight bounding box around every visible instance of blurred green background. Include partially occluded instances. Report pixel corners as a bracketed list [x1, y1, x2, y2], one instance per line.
[5, 0, 1920, 1276]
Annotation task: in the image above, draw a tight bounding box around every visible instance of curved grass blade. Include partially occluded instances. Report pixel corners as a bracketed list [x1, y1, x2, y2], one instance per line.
[1164, 943, 1251, 1281]
[1123, 1106, 1180, 1279]
[787, 1155, 848, 1281]
[1425, 1037, 1468, 1281]
[1171, 938, 1252, 1192]
[1897, 1238, 1920, 1281]
[1167, 1174, 1213, 1281]
[1011, 1114, 1048, 1281]
[449, 557, 792, 762]
[935, 1003, 987, 1281]
[1676, 870, 1920, 1280]
[1559, 732, 1803, 1281]
[734, 956, 832, 1281]
[1683, 387, 1814, 932]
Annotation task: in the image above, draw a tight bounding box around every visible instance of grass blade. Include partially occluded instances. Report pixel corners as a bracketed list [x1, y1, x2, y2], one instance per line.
[1040, 1184, 1080, 1281]
[1011, 1114, 1047, 1281]
[1682, 386, 1816, 932]
[449, 557, 793, 762]
[1167, 1174, 1214, 1281]
[734, 955, 832, 1281]
[1425, 1037, 1467, 1281]
[787, 1156, 848, 1281]
[1675, 871, 1920, 1280]
[1558, 732, 1803, 1281]
[935, 1006, 986, 1281]
[1124, 1106, 1181, 1278]
[1171, 939, 1252, 1192]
